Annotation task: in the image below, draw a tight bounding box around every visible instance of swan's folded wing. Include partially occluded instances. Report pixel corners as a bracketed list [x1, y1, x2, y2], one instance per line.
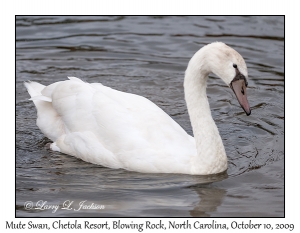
[26, 78, 196, 173]
[90, 82, 195, 154]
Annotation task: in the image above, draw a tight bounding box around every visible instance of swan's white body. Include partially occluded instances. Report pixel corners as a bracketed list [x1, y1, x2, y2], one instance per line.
[25, 42, 249, 175]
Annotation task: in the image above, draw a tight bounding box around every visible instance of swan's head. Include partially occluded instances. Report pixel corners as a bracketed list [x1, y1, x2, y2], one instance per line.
[197, 42, 251, 115]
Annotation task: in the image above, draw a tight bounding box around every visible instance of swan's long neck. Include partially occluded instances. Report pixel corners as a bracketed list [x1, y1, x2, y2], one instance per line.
[184, 49, 227, 174]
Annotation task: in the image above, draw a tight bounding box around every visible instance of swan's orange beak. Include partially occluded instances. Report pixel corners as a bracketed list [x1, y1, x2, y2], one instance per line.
[230, 79, 251, 116]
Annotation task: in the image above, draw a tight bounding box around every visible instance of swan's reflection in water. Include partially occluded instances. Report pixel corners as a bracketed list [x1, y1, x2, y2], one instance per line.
[17, 160, 229, 217]
[184, 172, 228, 217]
[16, 155, 283, 217]
[188, 185, 227, 217]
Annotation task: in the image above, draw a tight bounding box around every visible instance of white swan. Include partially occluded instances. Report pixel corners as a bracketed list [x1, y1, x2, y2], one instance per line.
[25, 42, 251, 175]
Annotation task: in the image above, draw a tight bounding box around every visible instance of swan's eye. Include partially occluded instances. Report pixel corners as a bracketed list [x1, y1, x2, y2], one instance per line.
[233, 64, 237, 68]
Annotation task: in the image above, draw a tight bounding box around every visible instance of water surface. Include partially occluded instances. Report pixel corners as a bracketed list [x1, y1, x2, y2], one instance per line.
[16, 16, 284, 217]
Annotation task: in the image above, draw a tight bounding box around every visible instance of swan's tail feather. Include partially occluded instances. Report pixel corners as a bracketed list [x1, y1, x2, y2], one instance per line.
[24, 81, 51, 107]
[24, 81, 64, 142]
[29, 95, 52, 102]
[24, 81, 45, 99]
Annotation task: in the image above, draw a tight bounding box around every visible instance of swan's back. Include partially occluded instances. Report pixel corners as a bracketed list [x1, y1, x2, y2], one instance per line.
[25, 77, 196, 173]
